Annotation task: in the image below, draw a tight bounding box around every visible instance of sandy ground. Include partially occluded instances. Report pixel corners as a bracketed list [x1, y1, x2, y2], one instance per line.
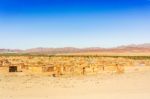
[1, 67, 150, 99]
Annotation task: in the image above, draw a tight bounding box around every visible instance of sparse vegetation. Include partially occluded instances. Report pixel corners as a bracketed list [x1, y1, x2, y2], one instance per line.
[0, 54, 150, 76]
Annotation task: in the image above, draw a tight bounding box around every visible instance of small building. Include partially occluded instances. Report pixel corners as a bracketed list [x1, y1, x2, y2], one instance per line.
[0, 65, 23, 74]
[28, 66, 43, 74]
[42, 65, 56, 76]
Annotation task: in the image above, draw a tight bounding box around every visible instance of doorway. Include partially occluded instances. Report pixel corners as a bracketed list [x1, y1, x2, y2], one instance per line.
[9, 66, 17, 72]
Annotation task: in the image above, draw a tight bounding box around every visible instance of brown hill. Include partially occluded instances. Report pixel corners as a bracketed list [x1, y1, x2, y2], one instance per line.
[1, 43, 150, 54]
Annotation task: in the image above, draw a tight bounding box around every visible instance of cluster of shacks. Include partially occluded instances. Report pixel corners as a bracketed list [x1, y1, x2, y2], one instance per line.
[0, 55, 150, 76]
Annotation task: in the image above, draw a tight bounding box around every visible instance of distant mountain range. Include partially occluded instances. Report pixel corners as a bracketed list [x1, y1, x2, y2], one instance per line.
[1, 43, 150, 54]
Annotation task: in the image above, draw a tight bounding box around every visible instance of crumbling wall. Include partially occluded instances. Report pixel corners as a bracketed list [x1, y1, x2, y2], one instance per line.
[0, 56, 149, 76]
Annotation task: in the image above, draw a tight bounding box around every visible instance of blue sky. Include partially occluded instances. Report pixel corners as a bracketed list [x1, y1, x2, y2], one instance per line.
[0, 0, 150, 49]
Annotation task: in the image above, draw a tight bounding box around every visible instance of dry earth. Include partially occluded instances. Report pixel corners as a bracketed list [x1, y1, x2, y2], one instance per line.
[1, 68, 150, 99]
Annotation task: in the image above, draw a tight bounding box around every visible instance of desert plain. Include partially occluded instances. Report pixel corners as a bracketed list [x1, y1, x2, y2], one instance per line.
[0, 54, 150, 99]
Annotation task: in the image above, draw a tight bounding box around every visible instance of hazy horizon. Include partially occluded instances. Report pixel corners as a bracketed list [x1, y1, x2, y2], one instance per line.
[1, 43, 150, 50]
[0, 0, 150, 49]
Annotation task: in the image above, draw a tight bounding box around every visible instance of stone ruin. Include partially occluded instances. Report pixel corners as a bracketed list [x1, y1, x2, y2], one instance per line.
[0, 55, 150, 76]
